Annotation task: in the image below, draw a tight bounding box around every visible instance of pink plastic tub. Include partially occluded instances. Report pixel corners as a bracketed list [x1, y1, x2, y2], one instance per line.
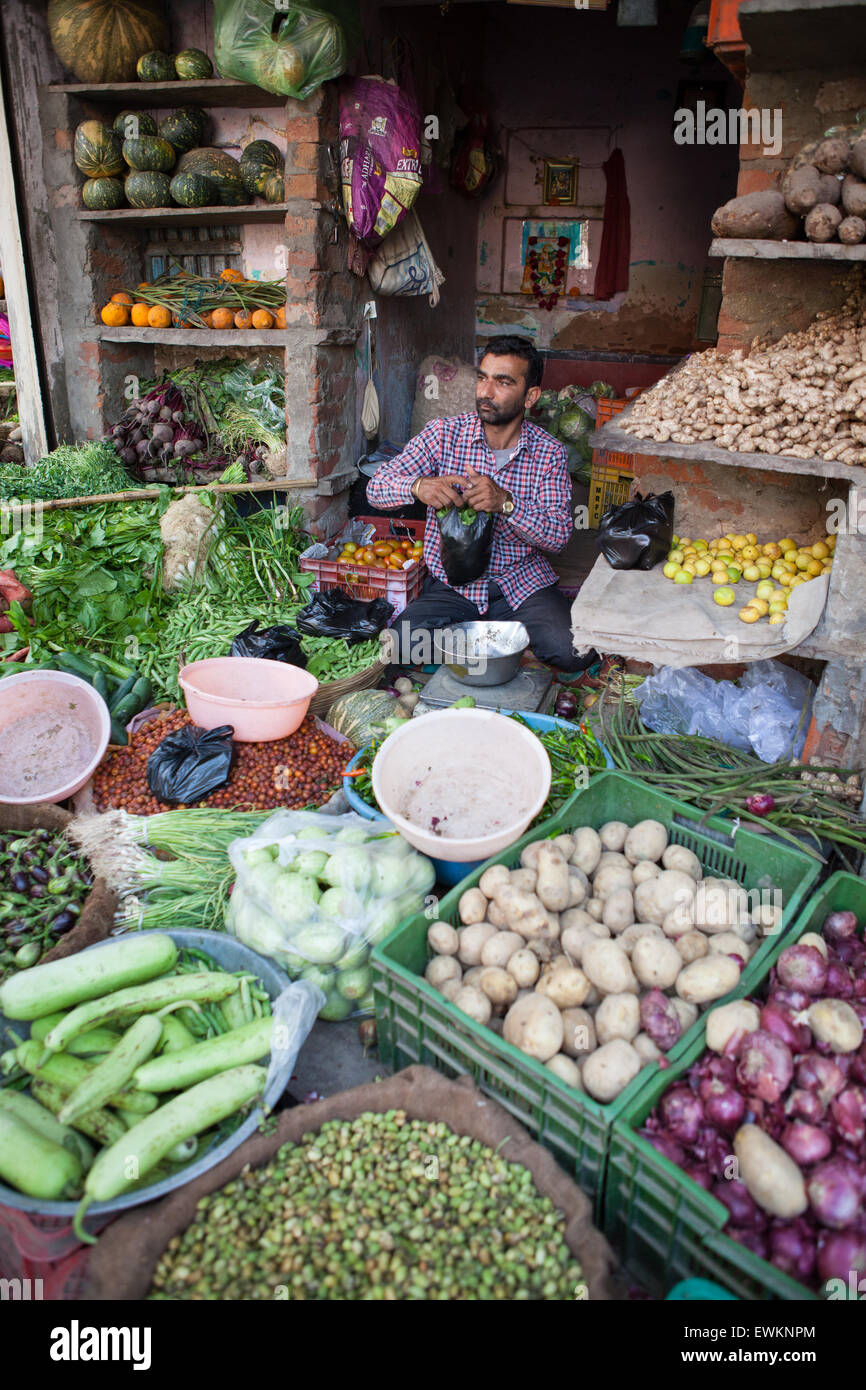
[178, 657, 319, 742]
[0, 670, 111, 804]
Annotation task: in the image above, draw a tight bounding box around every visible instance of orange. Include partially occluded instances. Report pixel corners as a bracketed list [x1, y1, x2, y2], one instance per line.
[147, 305, 172, 328]
[210, 307, 234, 330]
[251, 309, 274, 329]
[220, 268, 244, 282]
[110, 291, 134, 305]
[234, 310, 252, 329]
[100, 302, 129, 326]
[275, 305, 286, 329]
[130, 302, 150, 326]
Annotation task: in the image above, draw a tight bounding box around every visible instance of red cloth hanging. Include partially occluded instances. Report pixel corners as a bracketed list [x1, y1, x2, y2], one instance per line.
[594, 148, 630, 301]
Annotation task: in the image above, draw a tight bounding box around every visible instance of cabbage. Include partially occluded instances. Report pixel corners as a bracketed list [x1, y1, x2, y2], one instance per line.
[319, 992, 354, 1021]
[557, 403, 592, 443]
[321, 848, 371, 893]
[336, 965, 372, 1000]
[292, 921, 346, 965]
[590, 379, 615, 398]
[293, 849, 329, 878]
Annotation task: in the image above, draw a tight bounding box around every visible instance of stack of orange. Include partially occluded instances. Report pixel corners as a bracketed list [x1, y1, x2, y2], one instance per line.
[337, 537, 424, 570]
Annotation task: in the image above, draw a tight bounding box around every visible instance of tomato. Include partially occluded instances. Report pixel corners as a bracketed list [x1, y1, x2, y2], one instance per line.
[343, 542, 358, 554]
[373, 542, 392, 557]
[361, 548, 377, 564]
[388, 553, 404, 569]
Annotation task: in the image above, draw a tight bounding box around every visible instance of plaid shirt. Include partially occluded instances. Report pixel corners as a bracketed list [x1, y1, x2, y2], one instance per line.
[366, 412, 573, 610]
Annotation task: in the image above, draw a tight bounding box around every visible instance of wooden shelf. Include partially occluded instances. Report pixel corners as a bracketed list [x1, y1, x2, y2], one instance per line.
[76, 204, 288, 228]
[45, 79, 285, 109]
[0, 382, 16, 397]
[711, 238, 866, 262]
[95, 327, 286, 347]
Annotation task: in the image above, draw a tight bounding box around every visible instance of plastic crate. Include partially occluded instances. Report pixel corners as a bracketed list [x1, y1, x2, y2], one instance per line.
[370, 771, 819, 1209]
[300, 516, 426, 616]
[588, 449, 634, 526]
[594, 396, 630, 427]
[604, 871, 866, 1301]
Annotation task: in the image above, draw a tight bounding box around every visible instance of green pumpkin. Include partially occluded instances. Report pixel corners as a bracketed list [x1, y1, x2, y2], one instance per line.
[239, 139, 284, 196]
[174, 48, 212, 79]
[47, 0, 168, 84]
[113, 110, 157, 139]
[326, 691, 399, 747]
[122, 134, 176, 172]
[73, 120, 125, 178]
[175, 148, 245, 206]
[158, 107, 207, 154]
[81, 176, 125, 210]
[170, 171, 213, 208]
[124, 169, 172, 208]
[136, 49, 175, 81]
[261, 171, 285, 204]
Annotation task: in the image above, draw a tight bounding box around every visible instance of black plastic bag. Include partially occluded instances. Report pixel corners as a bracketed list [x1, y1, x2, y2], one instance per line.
[230, 620, 307, 668]
[437, 506, 494, 586]
[296, 587, 394, 643]
[597, 491, 675, 571]
[147, 725, 234, 805]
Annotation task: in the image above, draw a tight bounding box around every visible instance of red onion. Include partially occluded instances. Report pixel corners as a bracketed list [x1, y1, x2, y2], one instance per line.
[849, 1043, 866, 1086]
[746, 793, 775, 816]
[699, 1076, 746, 1133]
[695, 1127, 733, 1177]
[787, 1087, 826, 1124]
[769, 1220, 817, 1283]
[808, 1159, 861, 1229]
[776, 943, 828, 995]
[737, 1029, 794, 1103]
[826, 960, 855, 999]
[640, 990, 682, 1053]
[834, 937, 862, 966]
[726, 1226, 769, 1261]
[817, 1230, 866, 1285]
[554, 690, 579, 720]
[830, 1086, 866, 1145]
[770, 986, 812, 1013]
[645, 1132, 685, 1165]
[796, 1053, 845, 1105]
[848, 999, 866, 1028]
[823, 910, 858, 942]
[727, 953, 746, 969]
[684, 1163, 713, 1191]
[713, 1178, 766, 1229]
[760, 1001, 811, 1052]
[780, 1120, 832, 1166]
[659, 1087, 704, 1146]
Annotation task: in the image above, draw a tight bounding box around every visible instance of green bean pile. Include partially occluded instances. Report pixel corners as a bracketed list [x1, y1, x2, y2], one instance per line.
[149, 1111, 584, 1301]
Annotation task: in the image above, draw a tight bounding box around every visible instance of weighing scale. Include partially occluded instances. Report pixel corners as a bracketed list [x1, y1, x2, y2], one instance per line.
[419, 663, 554, 712]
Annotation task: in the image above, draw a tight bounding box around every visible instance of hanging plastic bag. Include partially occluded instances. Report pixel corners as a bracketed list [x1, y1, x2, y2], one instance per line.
[597, 491, 675, 571]
[449, 114, 498, 198]
[296, 587, 394, 641]
[339, 76, 423, 247]
[147, 725, 234, 803]
[213, 0, 360, 100]
[226, 808, 435, 1018]
[367, 209, 445, 306]
[437, 505, 494, 586]
[230, 620, 307, 668]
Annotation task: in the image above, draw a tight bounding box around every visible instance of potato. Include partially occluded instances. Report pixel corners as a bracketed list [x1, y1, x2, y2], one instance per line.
[842, 173, 866, 219]
[463, 966, 484, 990]
[519, 841, 543, 871]
[546, 1054, 583, 1088]
[586, 898, 604, 922]
[805, 203, 842, 242]
[543, 910, 561, 939]
[561, 907, 597, 934]
[693, 879, 748, 934]
[510, 867, 538, 894]
[631, 935, 683, 989]
[479, 864, 510, 899]
[582, 939, 638, 996]
[458, 888, 488, 926]
[675, 954, 740, 1005]
[624, 819, 668, 865]
[751, 901, 783, 934]
[535, 965, 591, 1009]
[569, 864, 591, 893]
[584, 983, 601, 1008]
[635, 869, 697, 925]
[661, 901, 695, 939]
[552, 833, 575, 859]
[851, 132, 866, 179]
[705, 999, 760, 1053]
[561, 1007, 596, 1058]
[599, 821, 628, 852]
[711, 190, 798, 240]
[595, 992, 641, 1044]
[732, 918, 757, 946]
[478, 966, 518, 1009]
[597, 851, 631, 872]
[480, 930, 523, 969]
[571, 827, 602, 876]
[566, 877, 587, 908]
[425, 955, 462, 989]
[734, 1125, 807, 1219]
[620, 922, 664, 955]
[440, 978, 462, 1003]
[528, 937, 558, 963]
[707, 931, 751, 961]
[839, 215, 865, 244]
[661, 844, 702, 881]
[814, 135, 850, 174]
[807, 999, 863, 1053]
[633, 1031, 662, 1064]
[427, 921, 459, 956]
[487, 1015, 504, 1036]
[487, 900, 507, 928]
[671, 997, 698, 1032]
[592, 864, 634, 900]
[602, 887, 635, 934]
[507, 948, 540, 988]
[536, 844, 571, 912]
[503, 994, 563, 1061]
[799, 931, 829, 959]
[782, 163, 823, 214]
[561, 924, 591, 963]
[582, 1039, 641, 1102]
[453, 985, 492, 1025]
[497, 888, 549, 940]
[675, 930, 709, 964]
[457, 922, 498, 966]
[632, 861, 661, 886]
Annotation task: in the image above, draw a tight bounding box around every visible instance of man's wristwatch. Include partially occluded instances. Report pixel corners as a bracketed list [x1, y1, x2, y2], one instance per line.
[500, 492, 515, 515]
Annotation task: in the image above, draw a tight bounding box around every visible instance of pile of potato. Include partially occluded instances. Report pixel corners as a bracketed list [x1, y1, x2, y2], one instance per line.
[425, 819, 782, 1103]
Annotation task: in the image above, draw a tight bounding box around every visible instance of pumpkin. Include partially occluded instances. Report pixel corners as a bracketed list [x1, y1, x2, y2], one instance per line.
[210, 307, 234, 329]
[130, 302, 150, 325]
[174, 48, 212, 79]
[158, 107, 207, 154]
[326, 691, 399, 747]
[124, 169, 172, 207]
[169, 171, 213, 207]
[100, 302, 129, 326]
[239, 139, 284, 196]
[147, 305, 171, 327]
[175, 148, 245, 206]
[113, 110, 157, 139]
[261, 171, 285, 204]
[220, 268, 244, 282]
[48, 0, 168, 83]
[74, 120, 125, 177]
[234, 310, 252, 329]
[81, 175, 125, 209]
[251, 309, 274, 329]
[136, 49, 175, 81]
[122, 135, 176, 172]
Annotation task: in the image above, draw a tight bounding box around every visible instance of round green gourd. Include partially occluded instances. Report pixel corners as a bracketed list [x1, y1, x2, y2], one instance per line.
[174, 48, 212, 79]
[239, 139, 284, 196]
[113, 110, 157, 139]
[136, 49, 175, 81]
[73, 120, 125, 178]
[47, 0, 168, 84]
[175, 148, 245, 206]
[158, 107, 207, 154]
[124, 169, 173, 208]
[170, 171, 214, 208]
[326, 690, 399, 746]
[122, 134, 176, 173]
[261, 171, 285, 204]
[82, 176, 126, 210]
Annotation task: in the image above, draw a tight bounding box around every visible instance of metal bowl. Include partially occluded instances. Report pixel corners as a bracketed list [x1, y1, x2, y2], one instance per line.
[433, 620, 530, 687]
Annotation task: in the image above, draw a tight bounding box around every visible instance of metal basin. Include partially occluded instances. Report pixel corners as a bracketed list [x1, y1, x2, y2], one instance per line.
[433, 620, 530, 687]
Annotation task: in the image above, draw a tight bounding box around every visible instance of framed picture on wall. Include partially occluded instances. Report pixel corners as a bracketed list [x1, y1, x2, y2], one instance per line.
[542, 159, 578, 206]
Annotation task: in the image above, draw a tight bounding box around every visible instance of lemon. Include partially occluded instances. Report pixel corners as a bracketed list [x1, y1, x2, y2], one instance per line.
[795, 553, 812, 571]
[713, 587, 736, 606]
[682, 562, 698, 576]
[771, 588, 788, 603]
[789, 575, 806, 588]
[826, 535, 836, 551]
[726, 566, 742, 583]
[741, 545, 759, 561]
[768, 601, 787, 615]
[674, 569, 694, 584]
[778, 571, 795, 587]
[746, 533, 757, 546]
[694, 558, 711, 576]
[762, 542, 781, 559]
[756, 580, 775, 600]
[811, 541, 829, 559]
[742, 564, 761, 582]
[739, 606, 761, 623]
[748, 598, 770, 616]
[806, 559, 823, 577]
[663, 561, 681, 579]
[678, 537, 691, 548]
[779, 537, 797, 553]
[756, 562, 773, 579]
[668, 549, 684, 564]
[693, 539, 708, 551]
[711, 560, 729, 574]
[768, 612, 786, 625]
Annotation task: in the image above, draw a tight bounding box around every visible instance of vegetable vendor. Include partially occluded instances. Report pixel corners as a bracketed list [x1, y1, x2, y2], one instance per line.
[367, 335, 595, 673]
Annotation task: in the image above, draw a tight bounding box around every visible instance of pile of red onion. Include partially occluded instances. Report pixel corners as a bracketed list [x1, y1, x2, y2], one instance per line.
[640, 909, 866, 1293]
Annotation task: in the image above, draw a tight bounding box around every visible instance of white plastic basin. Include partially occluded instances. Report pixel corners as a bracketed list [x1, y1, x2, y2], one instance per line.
[0, 670, 111, 804]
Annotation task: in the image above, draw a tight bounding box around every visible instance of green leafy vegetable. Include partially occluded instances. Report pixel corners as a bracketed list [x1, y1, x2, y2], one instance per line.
[0, 442, 136, 501]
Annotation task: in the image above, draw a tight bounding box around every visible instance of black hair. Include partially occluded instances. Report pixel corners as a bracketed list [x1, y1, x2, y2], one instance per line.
[479, 335, 544, 391]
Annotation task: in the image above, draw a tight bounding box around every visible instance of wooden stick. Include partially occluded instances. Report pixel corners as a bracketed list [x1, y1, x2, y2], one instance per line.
[12, 478, 317, 513]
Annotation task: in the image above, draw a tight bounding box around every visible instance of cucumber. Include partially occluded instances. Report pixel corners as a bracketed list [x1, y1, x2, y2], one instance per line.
[52, 651, 99, 680]
[0, 933, 178, 1021]
[0, 1089, 94, 1171]
[0, 1110, 82, 1200]
[59, 1015, 163, 1125]
[109, 717, 129, 746]
[92, 670, 110, 702]
[133, 1016, 274, 1092]
[107, 673, 137, 711]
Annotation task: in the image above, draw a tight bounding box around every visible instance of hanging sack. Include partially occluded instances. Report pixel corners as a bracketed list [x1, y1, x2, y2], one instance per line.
[339, 76, 423, 247]
[367, 210, 445, 305]
[449, 114, 498, 199]
[597, 491, 675, 571]
[437, 505, 494, 586]
[213, 0, 359, 100]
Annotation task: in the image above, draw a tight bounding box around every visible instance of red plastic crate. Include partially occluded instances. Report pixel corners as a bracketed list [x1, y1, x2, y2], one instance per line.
[300, 515, 426, 616]
[0, 1203, 111, 1267]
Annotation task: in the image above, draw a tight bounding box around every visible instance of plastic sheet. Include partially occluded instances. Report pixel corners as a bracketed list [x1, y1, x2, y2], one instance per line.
[213, 0, 359, 100]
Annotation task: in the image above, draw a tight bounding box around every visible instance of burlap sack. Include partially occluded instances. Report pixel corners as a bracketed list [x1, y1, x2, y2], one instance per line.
[0, 803, 117, 965]
[410, 356, 478, 438]
[79, 1065, 619, 1301]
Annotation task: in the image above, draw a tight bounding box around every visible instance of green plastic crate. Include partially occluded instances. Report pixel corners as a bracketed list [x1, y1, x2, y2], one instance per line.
[371, 771, 820, 1209]
[605, 871, 866, 1301]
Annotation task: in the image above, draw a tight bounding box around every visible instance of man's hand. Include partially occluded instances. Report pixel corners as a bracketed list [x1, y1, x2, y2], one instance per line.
[462, 465, 510, 514]
[414, 475, 466, 510]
